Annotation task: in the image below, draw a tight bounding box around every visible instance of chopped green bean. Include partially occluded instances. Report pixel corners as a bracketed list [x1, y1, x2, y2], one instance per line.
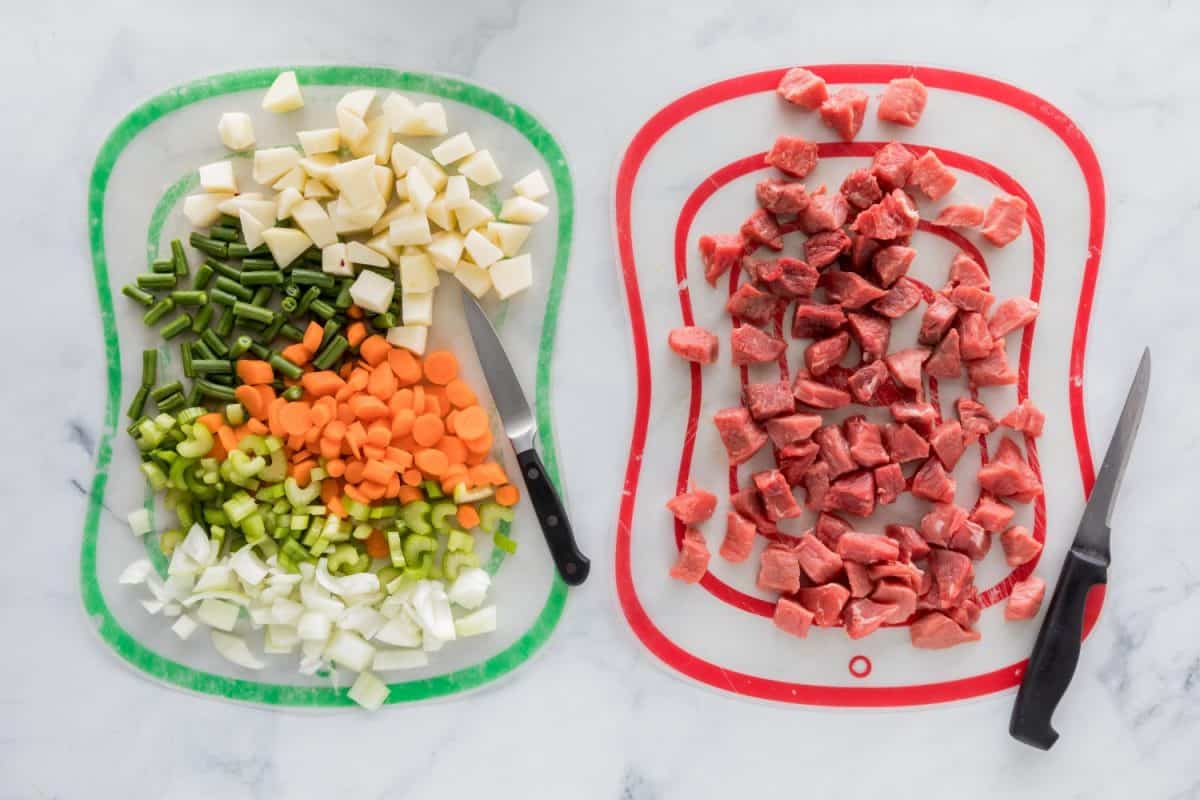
[249, 342, 271, 359]
[204, 257, 241, 282]
[291, 269, 335, 290]
[192, 262, 215, 290]
[269, 352, 304, 380]
[151, 258, 176, 274]
[229, 335, 253, 358]
[232, 301, 274, 325]
[200, 329, 229, 357]
[191, 359, 232, 375]
[136, 273, 177, 290]
[333, 281, 353, 309]
[283, 282, 301, 298]
[171, 238, 189, 276]
[227, 242, 250, 258]
[206, 373, 234, 386]
[278, 384, 300, 401]
[121, 284, 155, 306]
[162, 313, 191, 339]
[186, 382, 203, 407]
[191, 303, 214, 334]
[262, 313, 286, 343]
[217, 213, 240, 228]
[239, 270, 284, 287]
[251, 286, 273, 307]
[191, 338, 216, 360]
[141, 350, 158, 387]
[303, 248, 323, 265]
[189, 232, 228, 258]
[126, 386, 149, 419]
[150, 381, 183, 402]
[310, 299, 336, 320]
[180, 341, 195, 378]
[241, 258, 277, 271]
[157, 392, 186, 414]
[215, 307, 235, 337]
[312, 335, 348, 370]
[214, 276, 253, 301]
[296, 285, 321, 315]
[143, 297, 175, 326]
[279, 296, 299, 316]
[209, 288, 237, 307]
[196, 379, 236, 401]
[372, 312, 397, 329]
[170, 290, 207, 306]
[279, 322, 304, 342]
[209, 225, 239, 242]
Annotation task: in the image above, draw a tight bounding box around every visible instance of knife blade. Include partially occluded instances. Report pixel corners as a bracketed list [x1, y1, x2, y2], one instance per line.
[460, 288, 590, 585]
[1010, 347, 1150, 750]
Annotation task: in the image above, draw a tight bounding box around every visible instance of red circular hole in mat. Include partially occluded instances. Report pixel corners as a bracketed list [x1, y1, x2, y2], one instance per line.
[849, 656, 872, 679]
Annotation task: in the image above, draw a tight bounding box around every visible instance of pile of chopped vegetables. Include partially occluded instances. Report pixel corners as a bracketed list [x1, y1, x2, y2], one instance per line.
[118, 71, 547, 709]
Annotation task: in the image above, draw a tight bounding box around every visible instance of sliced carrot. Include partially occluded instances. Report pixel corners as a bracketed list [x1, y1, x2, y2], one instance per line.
[362, 459, 394, 486]
[346, 321, 367, 348]
[444, 409, 458, 436]
[390, 388, 414, 412]
[320, 479, 340, 504]
[412, 414, 445, 448]
[345, 421, 367, 459]
[362, 444, 387, 461]
[327, 494, 347, 519]
[412, 385, 425, 416]
[445, 379, 477, 409]
[319, 437, 341, 460]
[344, 483, 368, 503]
[235, 384, 267, 420]
[463, 430, 493, 455]
[424, 394, 443, 418]
[301, 370, 345, 398]
[344, 459, 366, 484]
[360, 335, 390, 366]
[349, 394, 389, 422]
[361, 481, 387, 501]
[397, 485, 423, 504]
[245, 418, 268, 436]
[387, 349, 422, 386]
[339, 362, 354, 380]
[325, 458, 346, 478]
[466, 449, 487, 466]
[423, 350, 459, 385]
[291, 460, 316, 486]
[366, 422, 391, 449]
[470, 462, 509, 486]
[302, 321, 324, 353]
[323, 419, 347, 444]
[267, 397, 287, 438]
[347, 304, 364, 320]
[254, 384, 277, 412]
[337, 403, 355, 425]
[279, 401, 314, 437]
[394, 435, 420, 453]
[385, 446, 413, 469]
[281, 343, 313, 366]
[402, 468, 423, 487]
[217, 425, 238, 453]
[291, 449, 314, 464]
[390, 407, 415, 440]
[368, 365, 396, 401]
[495, 484, 520, 507]
[311, 395, 337, 428]
[454, 405, 489, 442]
[236, 359, 274, 386]
[456, 505, 481, 529]
[208, 439, 228, 461]
[415, 448, 449, 477]
[385, 474, 401, 498]
[426, 386, 449, 416]
[287, 433, 306, 451]
[365, 528, 390, 559]
[437, 435, 468, 467]
[198, 412, 224, 433]
[441, 464, 469, 494]
[304, 425, 323, 447]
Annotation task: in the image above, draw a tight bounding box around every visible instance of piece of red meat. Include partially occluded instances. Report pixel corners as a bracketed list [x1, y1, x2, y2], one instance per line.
[845, 561, 874, 598]
[824, 470, 876, 517]
[670, 528, 710, 583]
[949, 587, 983, 629]
[910, 612, 981, 649]
[949, 520, 991, 560]
[667, 326, 719, 365]
[845, 416, 889, 467]
[878, 78, 928, 126]
[1001, 525, 1043, 567]
[870, 142, 916, 190]
[870, 561, 923, 593]
[874, 462, 905, 505]
[1005, 576, 1047, 621]
[928, 548, 974, 607]
[757, 544, 801, 593]
[698, 233, 746, 285]
[958, 311, 995, 361]
[793, 375, 852, 409]
[956, 397, 996, 438]
[744, 381, 795, 422]
[849, 234, 882, 271]
[933, 204, 985, 228]
[836, 532, 900, 564]
[773, 596, 815, 638]
[791, 300, 847, 339]
[889, 401, 938, 436]
[665, 487, 718, 525]
[720, 511, 758, 563]
[883, 422, 931, 462]
[765, 135, 819, 178]
[872, 277, 923, 320]
[851, 189, 920, 240]
[713, 407, 769, 465]
[778, 441, 820, 486]
[847, 360, 890, 403]
[1000, 399, 1046, 437]
[950, 286, 995, 315]
[798, 583, 851, 626]
[814, 424, 856, 478]
[919, 295, 959, 345]
[885, 347, 929, 393]
[844, 598, 897, 639]
[804, 229, 852, 269]
[840, 168, 883, 210]
[776, 67, 829, 109]
[731, 324, 785, 366]
[886, 524, 931, 562]
[846, 312, 891, 362]
[947, 253, 991, 290]
[814, 512, 852, 549]
[872, 579, 918, 623]
[872, 245, 916, 288]
[805, 331, 851, 376]
[981, 193, 1027, 246]
[756, 179, 812, 215]
[753, 256, 819, 298]
[989, 297, 1040, 338]
[968, 340, 1019, 387]
[929, 420, 966, 471]
[920, 503, 967, 547]
[908, 150, 956, 200]
[978, 436, 1043, 502]
[765, 413, 822, 448]
[795, 533, 844, 583]
[731, 487, 778, 533]
[753, 469, 803, 521]
[970, 495, 1015, 533]
[911, 458, 956, 503]
[800, 192, 850, 234]
[726, 282, 780, 325]
[819, 87, 869, 141]
[804, 461, 832, 510]
[741, 208, 784, 250]
[924, 329, 962, 379]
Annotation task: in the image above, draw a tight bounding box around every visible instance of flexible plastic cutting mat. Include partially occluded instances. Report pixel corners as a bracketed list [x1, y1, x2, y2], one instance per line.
[83, 66, 573, 707]
[614, 65, 1106, 705]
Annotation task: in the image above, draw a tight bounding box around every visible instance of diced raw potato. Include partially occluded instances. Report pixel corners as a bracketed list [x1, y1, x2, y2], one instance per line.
[217, 112, 255, 150]
[371, 202, 414, 235]
[171, 614, 199, 640]
[252, 147, 301, 185]
[425, 197, 453, 231]
[455, 199, 495, 232]
[513, 169, 550, 200]
[296, 128, 340, 156]
[366, 233, 401, 264]
[373, 648, 429, 671]
[276, 187, 303, 220]
[395, 101, 447, 136]
[349, 269, 396, 313]
[401, 291, 434, 326]
[406, 168, 436, 212]
[348, 670, 389, 711]
[272, 166, 306, 192]
[329, 196, 386, 234]
[351, 115, 394, 165]
[183, 193, 234, 227]
[303, 179, 333, 199]
[291, 199, 338, 248]
[389, 211, 433, 246]
[444, 175, 470, 209]
[414, 157, 448, 192]
[347, 240, 390, 267]
[399, 253, 439, 292]
[490, 254, 533, 300]
[393, 179, 409, 202]
[487, 222, 531, 257]
[432, 132, 476, 165]
[322, 242, 352, 277]
[386, 324, 428, 355]
[337, 89, 376, 118]
[216, 192, 260, 212]
[264, 624, 299, 655]
[464, 229, 503, 268]
[373, 165, 394, 203]
[389, 142, 423, 177]
[238, 208, 267, 250]
[453, 261, 492, 298]
[218, 197, 275, 228]
[262, 227, 313, 268]
[262, 70, 303, 112]
[459, 150, 502, 186]
[330, 155, 381, 209]
[299, 153, 339, 181]
[427, 231, 465, 270]
[198, 160, 237, 193]
[196, 597, 240, 631]
[336, 105, 369, 147]
[500, 196, 549, 224]
[382, 93, 417, 132]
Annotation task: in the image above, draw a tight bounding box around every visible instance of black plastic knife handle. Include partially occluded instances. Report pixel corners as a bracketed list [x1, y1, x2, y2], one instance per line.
[1010, 550, 1108, 750]
[515, 448, 590, 586]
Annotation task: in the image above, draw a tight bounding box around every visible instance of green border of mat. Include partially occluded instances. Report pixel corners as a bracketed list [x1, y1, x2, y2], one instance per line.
[82, 66, 573, 707]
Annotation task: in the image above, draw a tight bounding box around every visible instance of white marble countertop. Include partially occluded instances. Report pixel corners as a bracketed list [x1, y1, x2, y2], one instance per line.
[5, 0, 1200, 797]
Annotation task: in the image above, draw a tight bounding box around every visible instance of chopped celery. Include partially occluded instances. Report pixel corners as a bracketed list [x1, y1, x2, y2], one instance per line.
[238, 435, 268, 456]
[284, 477, 321, 507]
[478, 501, 514, 535]
[402, 534, 437, 567]
[224, 403, 246, 426]
[492, 531, 518, 554]
[281, 538, 310, 565]
[308, 535, 330, 557]
[430, 501, 459, 533]
[290, 514, 309, 531]
[242, 513, 267, 543]
[452, 483, 494, 504]
[222, 492, 258, 524]
[447, 529, 474, 553]
[377, 566, 403, 587]
[259, 450, 287, 482]
[140, 461, 169, 490]
[256, 483, 286, 502]
[327, 543, 360, 573]
[386, 530, 406, 567]
[345, 497, 371, 521]
[442, 550, 479, 580]
[159, 528, 184, 556]
[401, 501, 432, 535]
[422, 480, 443, 500]
[369, 504, 398, 520]
[176, 424, 213, 458]
[352, 523, 373, 540]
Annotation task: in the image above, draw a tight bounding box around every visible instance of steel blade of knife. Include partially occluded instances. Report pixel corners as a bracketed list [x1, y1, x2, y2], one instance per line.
[460, 289, 537, 453]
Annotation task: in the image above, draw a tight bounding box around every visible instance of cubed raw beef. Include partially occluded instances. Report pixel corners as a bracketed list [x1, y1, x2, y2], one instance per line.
[947, 253, 991, 290]
[726, 283, 780, 325]
[819, 87, 869, 141]
[872, 245, 916, 287]
[924, 329, 962, 379]
[666, 487, 718, 524]
[878, 77, 928, 126]
[886, 524, 931, 561]
[1005, 576, 1046, 620]
[989, 297, 1040, 338]
[720, 511, 758, 563]
[919, 295, 959, 345]
[670, 528, 710, 583]
[837, 531, 900, 564]
[841, 168, 884, 209]
[792, 300, 847, 339]
[699, 233, 746, 285]
[885, 347, 929, 394]
[773, 596, 816, 638]
[849, 234, 882, 271]
[872, 579, 918, 623]
[929, 420, 966, 470]
[741, 208, 784, 250]
[800, 192, 850, 234]
[804, 461, 832, 509]
[765, 413, 822, 448]
[845, 561, 875, 598]
[872, 277, 923, 320]
[668, 326, 719, 364]
[846, 312, 891, 362]
[871, 561, 924, 593]
[714, 407, 769, 465]
[794, 375, 852, 409]
[933, 204, 985, 228]
[874, 462, 906, 505]
[844, 598, 897, 639]
[978, 436, 1043, 502]
[981, 193, 1028, 246]
[920, 503, 967, 547]
[814, 424, 857, 478]
[744, 381, 795, 421]
[949, 587, 983, 629]
[797, 583, 851, 626]
[795, 533, 844, 583]
[777, 67, 829, 109]
[824, 471, 877, 517]
[754, 256, 820, 298]
[883, 421, 931, 462]
[928, 548, 974, 607]
[757, 544, 801, 593]
[956, 397, 997, 438]
[815, 512, 852, 549]
[1000, 399, 1046, 437]
[1001, 525, 1043, 567]
[950, 286, 995, 315]
[950, 520, 991, 560]
[910, 612, 981, 649]
[805, 229, 852, 269]
[968, 340, 1018, 387]
[908, 150, 956, 200]
[845, 417, 889, 467]
[731, 324, 786, 365]
[970, 495, 1015, 533]
[889, 401, 938, 436]
[958, 311, 995, 360]
[754, 469, 803, 520]
[765, 135, 819, 178]
[911, 458, 956, 503]
[847, 359, 891, 403]
[870, 141, 916, 190]
[756, 179, 812, 215]
[851, 189, 920, 240]
[805, 331, 851, 376]
[779, 441, 820, 486]
[731, 487, 777, 533]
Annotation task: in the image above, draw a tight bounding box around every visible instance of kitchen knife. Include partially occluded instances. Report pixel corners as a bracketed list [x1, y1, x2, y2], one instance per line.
[1010, 348, 1151, 750]
[460, 288, 590, 585]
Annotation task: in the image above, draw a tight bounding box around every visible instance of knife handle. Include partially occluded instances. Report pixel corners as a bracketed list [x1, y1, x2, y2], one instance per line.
[1009, 550, 1108, 750]
[515, 448, 590, 586]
